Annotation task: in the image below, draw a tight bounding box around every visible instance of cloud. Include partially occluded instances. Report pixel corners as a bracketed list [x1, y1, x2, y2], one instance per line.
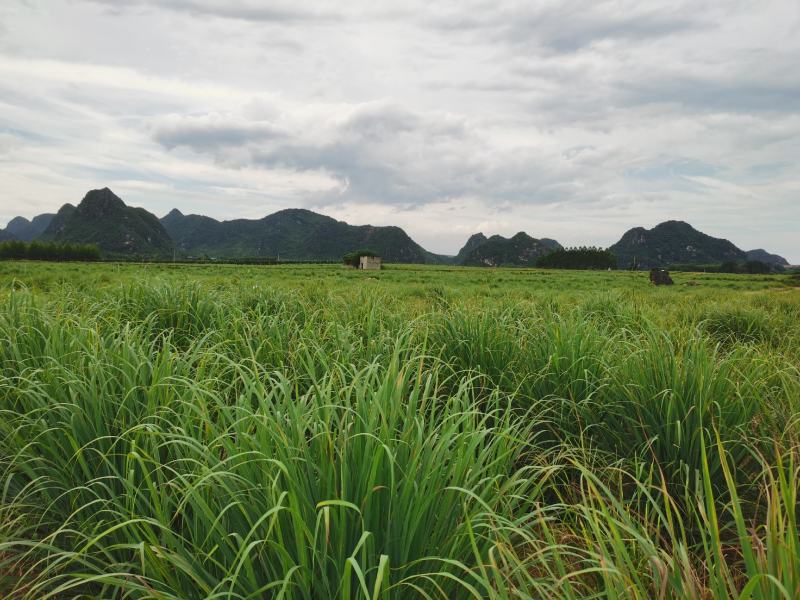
[0, 0, 799, 260]
[152, 99, 583, 207]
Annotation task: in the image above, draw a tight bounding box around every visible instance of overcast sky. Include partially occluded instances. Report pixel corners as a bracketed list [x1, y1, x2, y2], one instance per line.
[1, 0, 798, 259]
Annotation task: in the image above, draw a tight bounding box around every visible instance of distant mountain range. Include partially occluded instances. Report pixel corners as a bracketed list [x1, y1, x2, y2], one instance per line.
[0, 188, 790, 269]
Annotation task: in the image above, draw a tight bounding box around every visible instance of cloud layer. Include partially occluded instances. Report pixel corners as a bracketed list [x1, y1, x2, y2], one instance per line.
[1, 0, 798, 259]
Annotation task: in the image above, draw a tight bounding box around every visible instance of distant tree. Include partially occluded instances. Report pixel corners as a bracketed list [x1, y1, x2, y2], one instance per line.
[0, 240, 27, 260]
[719, 261, 740, 273]
[675, 260, 774, 275]
[537, 247, 618, 270]
[743, 260, 771, 274]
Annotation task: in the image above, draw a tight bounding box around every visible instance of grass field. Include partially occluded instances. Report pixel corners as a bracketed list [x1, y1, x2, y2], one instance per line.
[1, 262, 798, 599]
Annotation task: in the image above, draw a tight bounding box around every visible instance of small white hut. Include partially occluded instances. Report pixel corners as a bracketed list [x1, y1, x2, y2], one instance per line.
[359, 255, 382, 270]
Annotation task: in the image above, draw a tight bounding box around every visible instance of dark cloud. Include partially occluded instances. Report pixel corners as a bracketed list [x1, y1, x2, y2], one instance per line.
[154, 117, 284, 151]
[624, 157, 722, 181]
[424, 1, 705, 52]
[619, 76, 800, 115]
[89, 0, 341, 22]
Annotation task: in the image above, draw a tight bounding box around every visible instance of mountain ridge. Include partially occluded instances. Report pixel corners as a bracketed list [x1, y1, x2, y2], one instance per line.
[160, 207, 437, 262]
[4, 214, 56, 241]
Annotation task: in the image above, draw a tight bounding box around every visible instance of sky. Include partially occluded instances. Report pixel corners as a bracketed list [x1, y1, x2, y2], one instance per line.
[1, 0, 798, 260]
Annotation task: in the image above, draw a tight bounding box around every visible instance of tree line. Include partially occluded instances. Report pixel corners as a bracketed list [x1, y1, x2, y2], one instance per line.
[536, 247, 618, 270]
[0, 240, 100, 261]
[669, 261, 775, 274]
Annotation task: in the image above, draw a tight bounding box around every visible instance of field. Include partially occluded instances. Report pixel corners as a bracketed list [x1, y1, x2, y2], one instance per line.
[1, 262, 799, 599]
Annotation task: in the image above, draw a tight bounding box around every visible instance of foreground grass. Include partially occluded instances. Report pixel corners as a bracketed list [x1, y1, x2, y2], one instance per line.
[0, 263, 798, 598]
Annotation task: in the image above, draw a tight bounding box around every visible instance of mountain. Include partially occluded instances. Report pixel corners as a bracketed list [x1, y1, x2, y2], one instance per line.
[540, 238, 563, 252]
[460, 232, 563, 267]
[455, 233, 488, 263]
[609, 221, 746, 269]
[3, 214, 56, 241]
[40, 188, 172, 257]
[746, 249, 789, 268]
[161, 208, 433, 262]
[40, 204, 77, 239]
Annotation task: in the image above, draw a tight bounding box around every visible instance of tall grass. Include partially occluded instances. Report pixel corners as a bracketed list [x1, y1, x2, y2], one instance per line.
[0, 274, 798, 598]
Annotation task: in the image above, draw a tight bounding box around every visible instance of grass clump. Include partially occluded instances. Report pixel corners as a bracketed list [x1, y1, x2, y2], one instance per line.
[699, 306, 774, 347]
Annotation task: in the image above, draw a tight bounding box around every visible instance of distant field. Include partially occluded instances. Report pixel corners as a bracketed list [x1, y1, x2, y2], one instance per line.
[0, 259, 793, 295]
[1, 262, 798, 599]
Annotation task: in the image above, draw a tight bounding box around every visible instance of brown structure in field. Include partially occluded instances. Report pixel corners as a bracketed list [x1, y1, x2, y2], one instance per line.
[649, 268, 674, 286]
[359, 256, 382, 270]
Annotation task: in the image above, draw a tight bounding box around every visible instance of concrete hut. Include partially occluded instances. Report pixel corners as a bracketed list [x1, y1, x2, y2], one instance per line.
[359, 255, 382, 270]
